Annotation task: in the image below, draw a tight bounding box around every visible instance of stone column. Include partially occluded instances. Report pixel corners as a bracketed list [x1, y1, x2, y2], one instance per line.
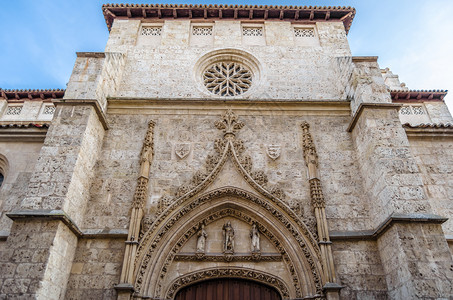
[0, 52, 124, 299]
[116, 121, 155, 300]
[348, 57, 453, 299]
[300, 122, 341, 300]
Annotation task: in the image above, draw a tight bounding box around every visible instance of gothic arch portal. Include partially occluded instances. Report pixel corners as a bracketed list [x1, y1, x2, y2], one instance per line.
[134, 187, 324, 299]
[119, 111, 334, 300]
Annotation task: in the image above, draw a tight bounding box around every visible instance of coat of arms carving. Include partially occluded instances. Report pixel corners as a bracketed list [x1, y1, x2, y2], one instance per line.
[266, 144, 281, 160]
[175, 143, 190, 159]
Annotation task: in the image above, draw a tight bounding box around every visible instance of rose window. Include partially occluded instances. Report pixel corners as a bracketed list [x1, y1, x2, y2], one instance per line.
[203, 62, 253, 96]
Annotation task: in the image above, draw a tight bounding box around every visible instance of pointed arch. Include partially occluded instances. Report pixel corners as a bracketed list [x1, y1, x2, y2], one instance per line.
[134, 187, 324, 299]
[167, 268, 289, 299]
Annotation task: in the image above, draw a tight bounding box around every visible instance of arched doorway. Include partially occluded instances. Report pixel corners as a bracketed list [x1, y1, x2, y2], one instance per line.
[174, 278, 282, 300]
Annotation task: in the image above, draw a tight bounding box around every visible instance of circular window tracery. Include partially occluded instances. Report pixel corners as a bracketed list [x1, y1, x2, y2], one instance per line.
[194, 49, 261, 98]
[203, 62, 252, 96]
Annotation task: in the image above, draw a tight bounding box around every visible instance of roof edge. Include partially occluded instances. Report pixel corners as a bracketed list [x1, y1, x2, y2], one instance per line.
[102, 3, 356, 33]
[0, 89, 65, 102]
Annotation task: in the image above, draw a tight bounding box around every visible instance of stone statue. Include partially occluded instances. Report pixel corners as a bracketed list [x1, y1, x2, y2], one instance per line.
[196, 224, 207, 253]
[250, 223, 260, 252]
[222, 221, 234, 253]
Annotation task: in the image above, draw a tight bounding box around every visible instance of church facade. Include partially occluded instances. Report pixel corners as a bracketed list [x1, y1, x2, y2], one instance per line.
[0, 4, 452, 300]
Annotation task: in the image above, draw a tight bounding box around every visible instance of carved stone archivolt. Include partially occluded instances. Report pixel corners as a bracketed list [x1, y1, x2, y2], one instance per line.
[166, 268, 290, 299]
[129, 112, 326, 299]
[150, 204, 306, 298]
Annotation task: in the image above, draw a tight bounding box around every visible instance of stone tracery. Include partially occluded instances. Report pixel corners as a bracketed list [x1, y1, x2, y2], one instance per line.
[203, 62, 253, 96]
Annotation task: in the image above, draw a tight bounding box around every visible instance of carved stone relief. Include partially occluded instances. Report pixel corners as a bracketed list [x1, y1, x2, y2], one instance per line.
[222, 221, 235, 254]
[175, 143, 190, 159]
[196, 224, 207, 255]
[266, 144, 281, 160]
[250, 222, 260, 253]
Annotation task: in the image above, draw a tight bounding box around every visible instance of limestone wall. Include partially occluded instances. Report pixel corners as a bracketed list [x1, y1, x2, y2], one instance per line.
[104, 19, 352, 101]
[64, 52, 125, 111]
[0, 142, 43, 234]
[332, 241, 388, 299]
[65, 238, 124, 299]
[408, 136, 453, 235]
[425, 102, 453, 124]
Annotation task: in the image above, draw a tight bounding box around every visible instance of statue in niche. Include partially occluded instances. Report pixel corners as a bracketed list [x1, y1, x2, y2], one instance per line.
[222, 221, 235, 254]
[250, 223, 260, 253]
[196, 224, 208, 254]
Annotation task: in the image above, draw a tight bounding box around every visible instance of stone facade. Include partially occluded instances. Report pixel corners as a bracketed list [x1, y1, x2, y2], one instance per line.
[0, 4, 452, 300]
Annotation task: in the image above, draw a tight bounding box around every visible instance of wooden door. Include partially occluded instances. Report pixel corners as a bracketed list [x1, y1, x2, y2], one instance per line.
[174, 278, 281, 300]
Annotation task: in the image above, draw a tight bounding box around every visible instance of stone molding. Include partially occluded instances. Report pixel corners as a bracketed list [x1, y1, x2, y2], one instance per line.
[403, 126, 453, 138]
[351, 56, 378, 63]
[174, 253, 283, 262]
[0, 126, 48, 142]
[347, 103, 402, 132]
[6, 210, 129, 239]
[7, 209, 83, 237]
[76, 52, 106, 58]
[330, 213, 448, 240]
[53, 99, 109, 130]
[165, 267, 292, 299]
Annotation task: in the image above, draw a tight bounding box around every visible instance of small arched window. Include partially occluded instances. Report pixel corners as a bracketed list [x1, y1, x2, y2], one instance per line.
[0, 154, 8, 188]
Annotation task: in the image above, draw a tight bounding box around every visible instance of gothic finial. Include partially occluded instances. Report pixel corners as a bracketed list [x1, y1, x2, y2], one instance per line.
[215, 110, 244, 138]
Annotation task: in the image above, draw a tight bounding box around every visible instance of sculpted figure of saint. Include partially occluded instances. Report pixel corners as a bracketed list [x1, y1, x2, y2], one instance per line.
[250, 223, 260, 252]
[196, 224, 207, 253]
[222, 221, 234, 253]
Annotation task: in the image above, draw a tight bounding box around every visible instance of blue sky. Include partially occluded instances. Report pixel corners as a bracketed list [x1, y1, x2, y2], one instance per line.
[1, 0, 452, 112]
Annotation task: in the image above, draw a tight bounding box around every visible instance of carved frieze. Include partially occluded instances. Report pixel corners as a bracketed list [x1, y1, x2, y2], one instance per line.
[173, 253, 282, 262]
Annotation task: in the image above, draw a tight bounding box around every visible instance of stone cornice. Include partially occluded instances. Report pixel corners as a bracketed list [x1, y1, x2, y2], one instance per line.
[6, 210, 128, 239]
[102, 4, 355, 33]
[53, 99, 109, 130]
[347, 103, 402, 132]
[351, 56, 378, 63]
[329, 213, 448, 241]
[107, 98, 351, 116]
[7, 210, 83, 237]
[403, 123, 453, 138]
[0, 124, 49, 142]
